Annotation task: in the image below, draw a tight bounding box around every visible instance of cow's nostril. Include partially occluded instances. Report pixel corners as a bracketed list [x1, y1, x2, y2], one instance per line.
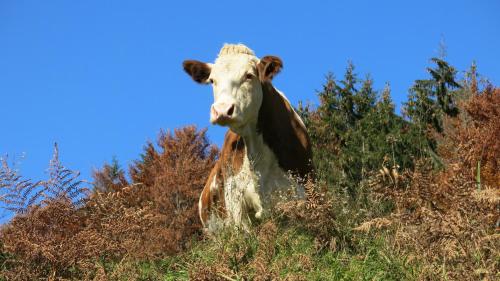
[227, 105, 235, 117]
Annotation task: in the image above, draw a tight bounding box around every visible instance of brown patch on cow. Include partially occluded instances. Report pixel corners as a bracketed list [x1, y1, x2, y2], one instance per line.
[199, 161, 227, 227]
[183, 60, 211, 83]
[199, 130, 245, 226]
[199, 163, 217, 225]
[257, 56, 283, 81]
[220, 130, 245, 178]
[257, 80, 314, 179]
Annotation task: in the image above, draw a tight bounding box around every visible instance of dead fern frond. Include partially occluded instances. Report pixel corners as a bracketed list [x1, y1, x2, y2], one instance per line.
[0, 156, 43, 214]
[353, 217, 392, 232]
[472, 187, 500, 205]
[0, 143, 88, 216]
[43, 143, 89, 205]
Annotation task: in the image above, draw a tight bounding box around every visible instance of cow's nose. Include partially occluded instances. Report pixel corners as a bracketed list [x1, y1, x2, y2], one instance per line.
[210, 103, 235, 124]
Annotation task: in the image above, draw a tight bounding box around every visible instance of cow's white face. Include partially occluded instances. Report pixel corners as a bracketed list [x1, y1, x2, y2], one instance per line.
[183, 44, 282, 133]
[207, 54, 261, 130]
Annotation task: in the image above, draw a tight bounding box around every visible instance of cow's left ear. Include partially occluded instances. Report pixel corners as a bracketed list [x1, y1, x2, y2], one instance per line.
[258, 56, 283, 81]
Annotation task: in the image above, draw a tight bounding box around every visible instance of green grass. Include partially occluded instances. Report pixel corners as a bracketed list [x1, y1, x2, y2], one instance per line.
[134, 223, 421, 281]
[76, 189, 423, 280]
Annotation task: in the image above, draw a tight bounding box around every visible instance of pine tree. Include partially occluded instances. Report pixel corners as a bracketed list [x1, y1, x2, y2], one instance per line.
[402, 57, 462, 167]
[339, 62, 358, 127]
[299, 63, 417, 198]
[355, 76, 377, 119]
[428, 58, 461, 116]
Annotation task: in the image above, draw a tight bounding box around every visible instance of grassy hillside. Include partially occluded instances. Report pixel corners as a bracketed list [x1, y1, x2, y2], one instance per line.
[1, 60, 498, 280]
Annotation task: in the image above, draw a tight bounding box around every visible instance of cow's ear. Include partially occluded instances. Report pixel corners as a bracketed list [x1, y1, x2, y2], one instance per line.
[258, 56, 283, 81]
[183, 60, 212, 84]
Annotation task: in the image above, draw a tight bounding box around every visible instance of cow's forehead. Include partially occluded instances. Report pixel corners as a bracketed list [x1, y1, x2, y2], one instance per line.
[212, 54, 259, 78]
[210, 44, 259, 78]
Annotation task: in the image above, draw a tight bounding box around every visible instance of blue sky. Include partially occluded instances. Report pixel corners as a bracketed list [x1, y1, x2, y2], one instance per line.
[1, 1, 499, 194]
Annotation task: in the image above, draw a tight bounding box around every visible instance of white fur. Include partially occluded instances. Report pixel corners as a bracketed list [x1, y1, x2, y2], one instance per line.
[198, 192, 203, 225]
[220, 131, 300, 229]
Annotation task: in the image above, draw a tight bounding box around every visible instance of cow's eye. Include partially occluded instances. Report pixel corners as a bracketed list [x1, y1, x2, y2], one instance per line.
[245, 73, 254, 80]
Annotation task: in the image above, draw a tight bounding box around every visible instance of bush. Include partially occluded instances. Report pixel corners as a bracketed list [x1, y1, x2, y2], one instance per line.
[0, 126, 217, 280]
[368, 87, 500, 280]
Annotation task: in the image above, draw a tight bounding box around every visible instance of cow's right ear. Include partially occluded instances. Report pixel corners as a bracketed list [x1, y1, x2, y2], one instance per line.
[183, 60, 212, 84]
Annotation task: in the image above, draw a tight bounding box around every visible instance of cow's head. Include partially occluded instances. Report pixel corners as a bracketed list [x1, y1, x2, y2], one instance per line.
[183, 44, 282, 133]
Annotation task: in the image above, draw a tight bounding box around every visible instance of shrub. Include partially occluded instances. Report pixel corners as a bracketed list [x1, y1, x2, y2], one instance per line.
[368, 85, 500, 280]
[0, 126, 217, 280]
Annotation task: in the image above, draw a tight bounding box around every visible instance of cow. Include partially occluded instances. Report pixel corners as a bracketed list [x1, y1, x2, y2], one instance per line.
[183, 44, 313, 231]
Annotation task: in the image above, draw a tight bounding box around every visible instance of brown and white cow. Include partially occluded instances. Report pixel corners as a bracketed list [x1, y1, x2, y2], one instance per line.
[183, 44, 313, 231]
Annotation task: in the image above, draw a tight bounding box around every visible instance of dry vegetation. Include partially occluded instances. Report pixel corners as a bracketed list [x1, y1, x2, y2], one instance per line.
[0, 86, 498, 280]
[368, 87, 500, 280]
[1, 126, 217, 280]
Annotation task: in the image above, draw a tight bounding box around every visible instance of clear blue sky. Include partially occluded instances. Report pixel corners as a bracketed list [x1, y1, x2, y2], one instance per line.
[1, 1, 499, 188]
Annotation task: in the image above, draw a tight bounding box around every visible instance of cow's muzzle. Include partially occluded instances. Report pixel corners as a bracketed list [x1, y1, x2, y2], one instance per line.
[210, 103, 235, 125]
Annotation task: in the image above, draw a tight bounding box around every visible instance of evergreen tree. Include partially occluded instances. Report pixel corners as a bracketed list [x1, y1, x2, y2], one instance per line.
[428, 58, 461, 116]
[339, 62, 358, 127]
[299, 63, 417, 198]
[404, 58, 461, 132]
[354, 76, 377, 119]
[403, 57, 461, 158]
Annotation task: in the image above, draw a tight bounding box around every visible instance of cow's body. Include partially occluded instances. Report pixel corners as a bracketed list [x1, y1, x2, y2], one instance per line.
[183, 44, 313, 230]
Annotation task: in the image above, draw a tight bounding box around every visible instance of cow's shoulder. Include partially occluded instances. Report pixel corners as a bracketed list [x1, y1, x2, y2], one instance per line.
[199, 161, 224, 227]
[220, 129, 245, 177]
[257, 82, 313, 179]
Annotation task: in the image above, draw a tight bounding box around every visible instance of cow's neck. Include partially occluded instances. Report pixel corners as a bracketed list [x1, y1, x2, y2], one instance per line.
[233, 119, 262, 162]
[228, 81, 312, 178]
[231, 82, 290, 164]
